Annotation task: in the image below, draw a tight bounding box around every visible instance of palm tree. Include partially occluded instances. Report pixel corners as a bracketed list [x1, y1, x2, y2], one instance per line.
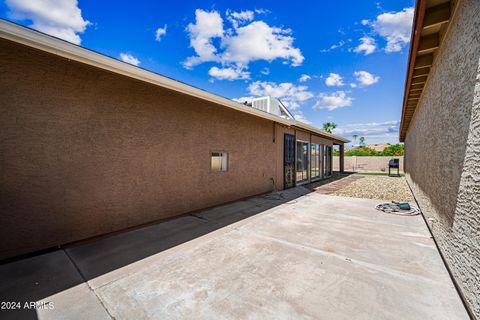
[359, 136, 366, 146]
[322, 122, 337, 133]
[352, 134, 358, 146]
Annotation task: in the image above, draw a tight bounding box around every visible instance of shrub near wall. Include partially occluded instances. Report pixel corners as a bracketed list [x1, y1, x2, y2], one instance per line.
[333, 144, 405, 157]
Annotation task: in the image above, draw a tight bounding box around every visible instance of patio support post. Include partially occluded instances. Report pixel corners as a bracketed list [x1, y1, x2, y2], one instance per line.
[339, 144, 345, 173]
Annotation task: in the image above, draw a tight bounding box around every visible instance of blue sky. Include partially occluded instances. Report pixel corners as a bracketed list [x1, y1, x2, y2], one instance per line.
[1, 0, 415, 146]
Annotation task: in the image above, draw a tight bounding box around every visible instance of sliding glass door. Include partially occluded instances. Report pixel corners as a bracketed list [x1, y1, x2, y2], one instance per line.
[295, 141, 332, 184]
[311, 144, 320, 180]
[296, 141, 309, 184]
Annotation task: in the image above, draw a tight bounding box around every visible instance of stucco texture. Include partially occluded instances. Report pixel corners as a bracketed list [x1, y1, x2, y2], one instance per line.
[0, 37, 344, 260]
[0, 39, 281, 259]
[404, 0, 480, 317]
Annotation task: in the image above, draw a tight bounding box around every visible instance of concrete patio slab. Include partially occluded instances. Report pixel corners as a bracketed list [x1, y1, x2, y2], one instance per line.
[92, 194, 467, 320]
[0, 188, 469, 319]
[36, 283, 111, 320]
[0, 251, 109, 320]
[65, 215, 217, 288]
[65, 187, 311, 290]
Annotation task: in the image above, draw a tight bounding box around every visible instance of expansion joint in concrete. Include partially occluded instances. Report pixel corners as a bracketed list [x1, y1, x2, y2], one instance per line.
[62, 248, 116, 320]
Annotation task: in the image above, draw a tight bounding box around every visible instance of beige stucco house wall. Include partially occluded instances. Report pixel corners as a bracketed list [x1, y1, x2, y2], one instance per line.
[0, 26, 347, 260]
[402, 0, 480, 317]
[0, 38, 279, 259]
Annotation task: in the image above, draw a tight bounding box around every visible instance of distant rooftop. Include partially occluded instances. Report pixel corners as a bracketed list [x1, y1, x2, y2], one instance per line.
[237, 96, 294, 120]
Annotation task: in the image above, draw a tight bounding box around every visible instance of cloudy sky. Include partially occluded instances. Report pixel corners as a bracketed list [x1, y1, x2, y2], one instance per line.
[1, 0, 415, 145]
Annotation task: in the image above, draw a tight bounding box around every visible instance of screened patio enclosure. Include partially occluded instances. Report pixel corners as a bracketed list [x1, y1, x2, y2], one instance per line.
[292, 139, 334, 186]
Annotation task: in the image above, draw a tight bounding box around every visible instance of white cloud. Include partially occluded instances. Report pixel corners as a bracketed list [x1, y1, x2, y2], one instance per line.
[183, 9, 304, 74]
[325, 73, 344, 87]
[119, 53, 140, 66]
[373, 7, 414, 52]
[299, 74, 311, 82]
[353, 36, 376, 55]
[361, 19, 370, 26]
[261, 67, 270, 75]
[321, 40, 347, 52]
[6, 0, 89, 44]
[293, 112, 312, 125]
[354, 71, 380, 86]
[330, 40, 346, 50]
[254, 8, 270, 15]
[221, 21, 303, 66]
[226, 9, 254, 28]
[155, 25, 167, 41]
[247, 81, 313, 110]
[350, 83, 358, 88]
[313, 91, 353, 111]
[208, 66, 250, 80]
[183, 9, 224, 68]
[333, 120, 400, 138]
[228, 10, 254, 21]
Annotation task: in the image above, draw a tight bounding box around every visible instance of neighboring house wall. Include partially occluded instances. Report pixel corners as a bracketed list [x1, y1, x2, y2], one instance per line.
[404, 0, 480, 317]
[0, 39, 281, 259]
[333, 156, 404, 173]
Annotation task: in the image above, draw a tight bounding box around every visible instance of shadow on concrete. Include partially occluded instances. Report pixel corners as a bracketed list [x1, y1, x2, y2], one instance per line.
[0, 182, 332, 319]
[0, 250, 86, 320]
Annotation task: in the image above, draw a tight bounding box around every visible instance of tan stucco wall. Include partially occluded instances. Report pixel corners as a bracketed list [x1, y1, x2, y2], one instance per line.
[0, 39, 283, 259]
[333, 156, 404, 173]
[404, 0, 480, 317]
[295, 129, 311, 143]
[311, 135, 333, 147]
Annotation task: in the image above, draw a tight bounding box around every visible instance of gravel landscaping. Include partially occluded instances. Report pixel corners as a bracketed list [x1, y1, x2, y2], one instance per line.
[330, 175, 415, 202]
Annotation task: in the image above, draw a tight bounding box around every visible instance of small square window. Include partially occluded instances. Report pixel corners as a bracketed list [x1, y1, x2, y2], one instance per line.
[211, 152, 228, 172]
